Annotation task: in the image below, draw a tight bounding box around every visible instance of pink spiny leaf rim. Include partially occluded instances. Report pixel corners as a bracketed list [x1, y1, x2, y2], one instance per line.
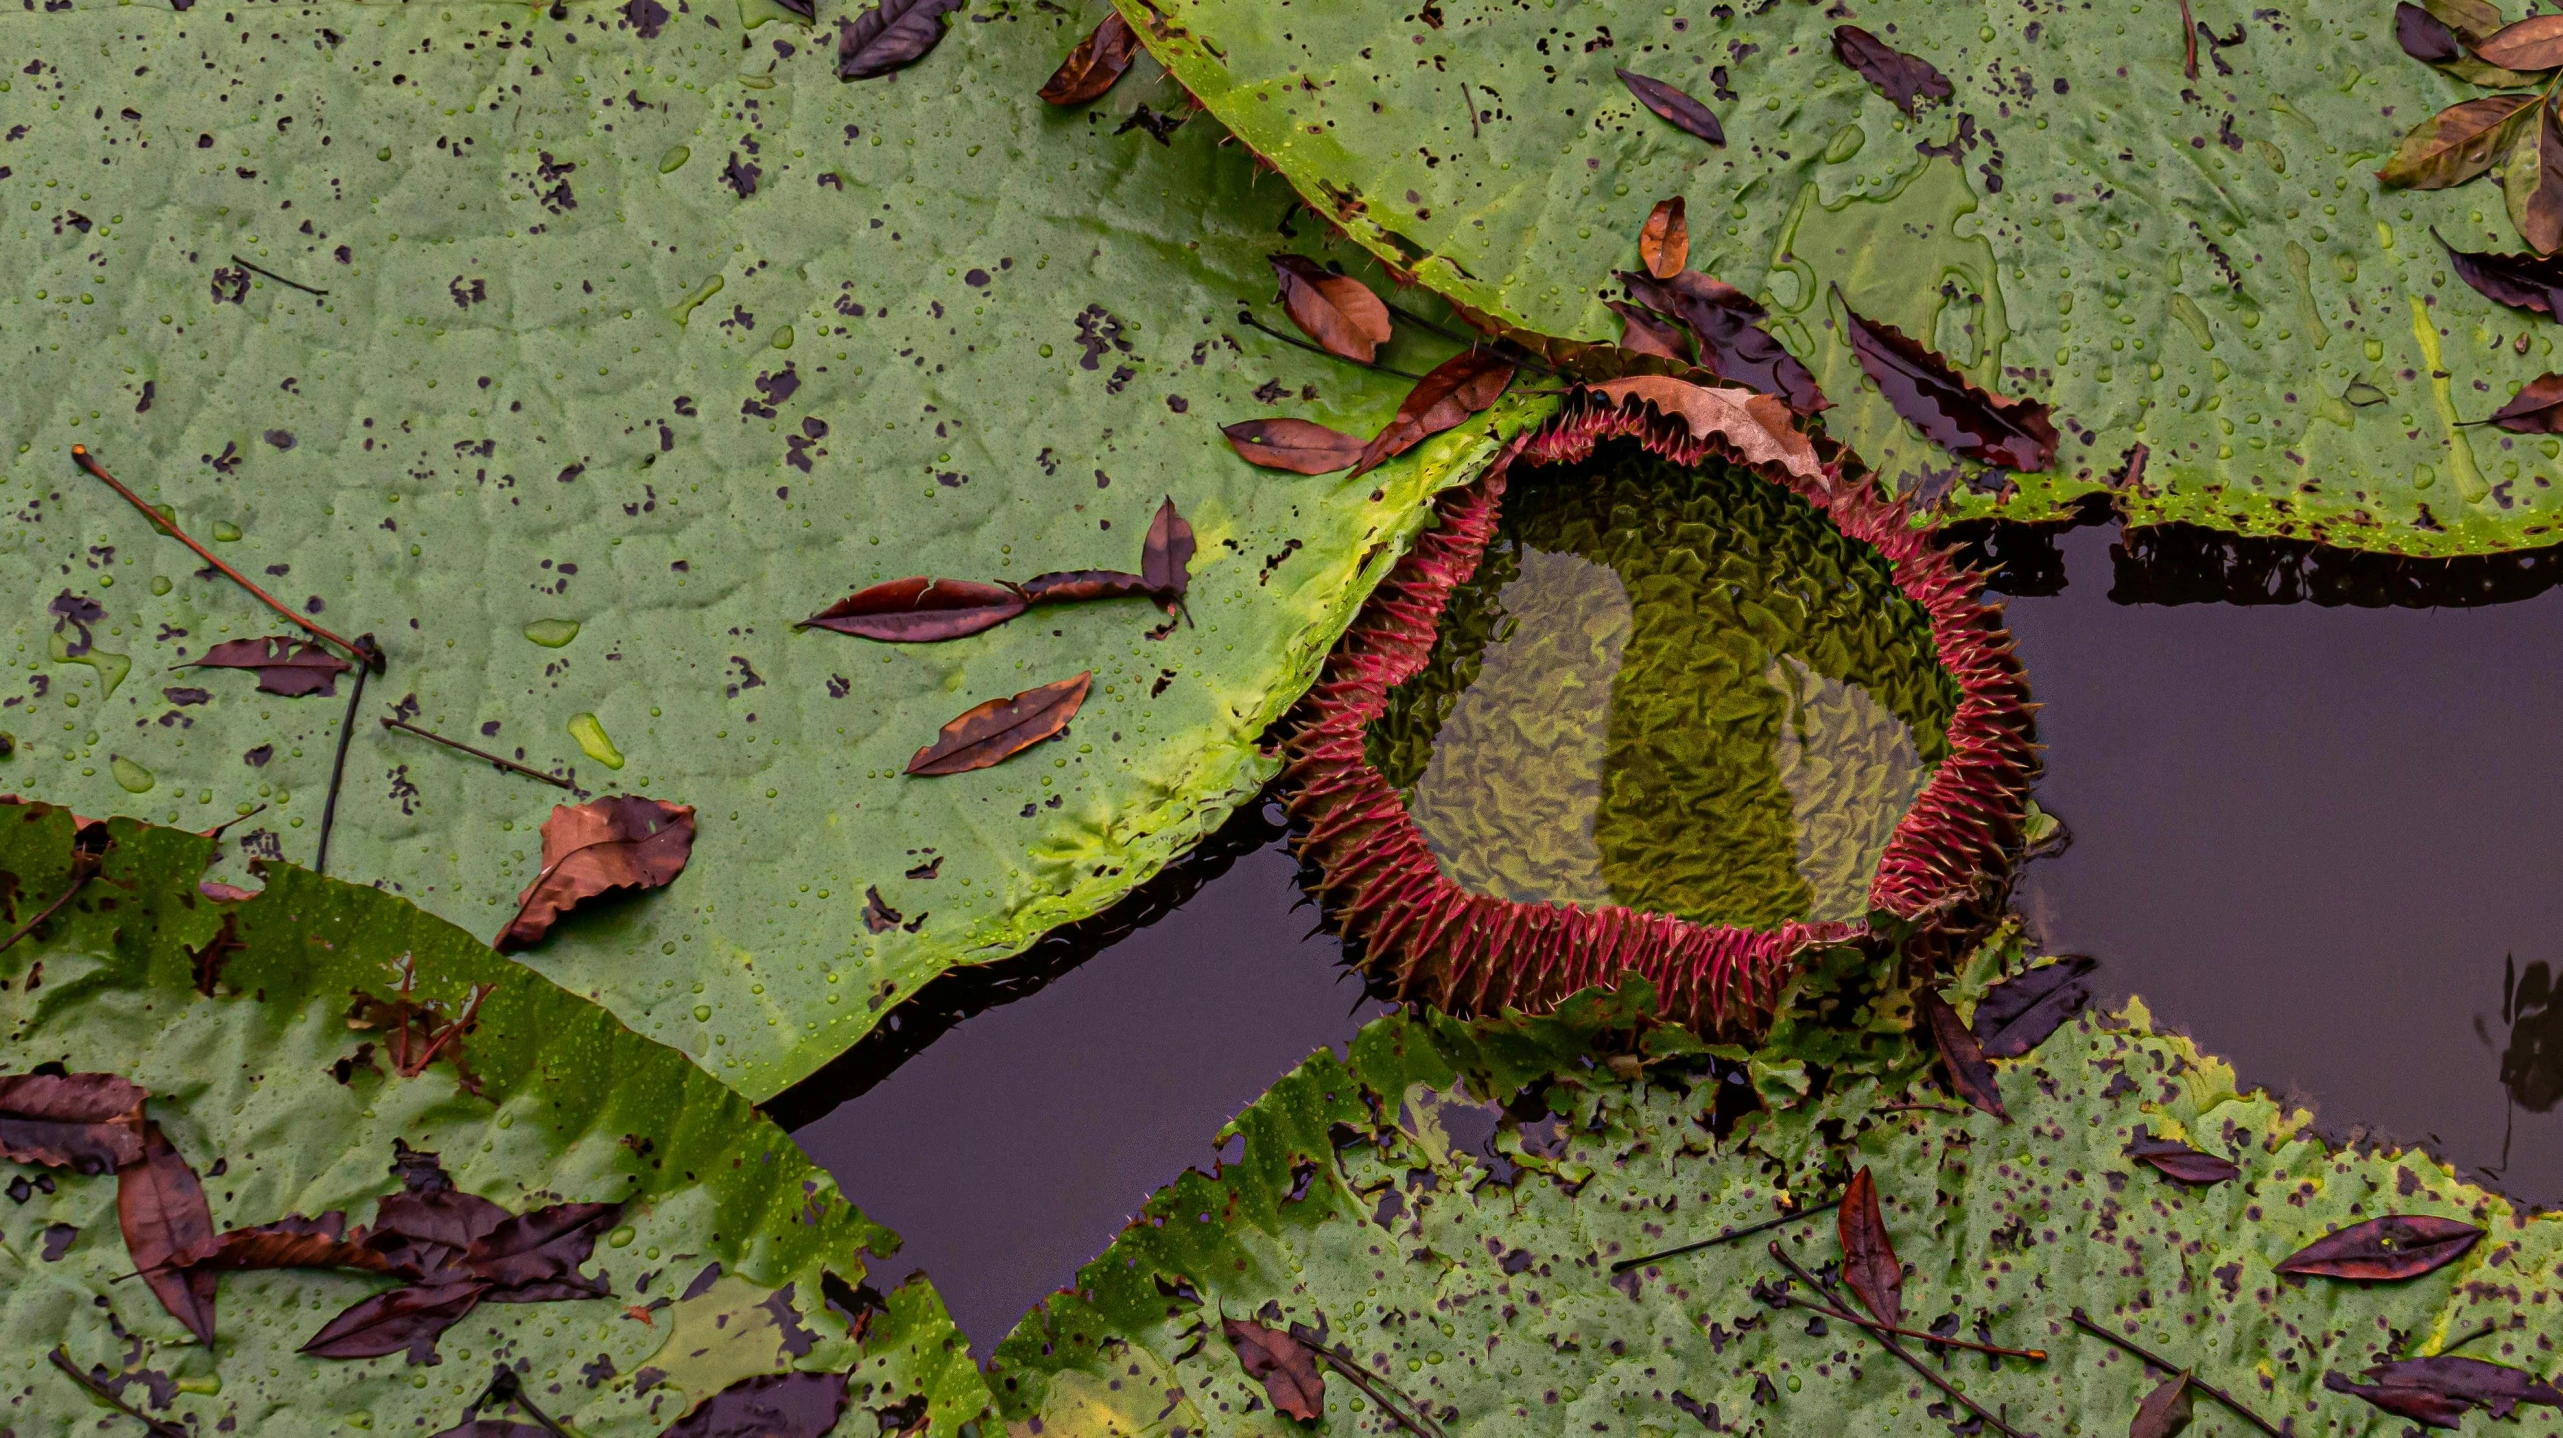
[1279, 386, 2040, 1038]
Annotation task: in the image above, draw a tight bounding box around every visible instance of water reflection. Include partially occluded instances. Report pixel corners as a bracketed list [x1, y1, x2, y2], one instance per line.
[2500, 957, 2563, 1115]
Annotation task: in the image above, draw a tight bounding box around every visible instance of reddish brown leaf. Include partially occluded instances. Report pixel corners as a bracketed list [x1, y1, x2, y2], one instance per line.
[1618, 270, 1828, 413]
[197, 1211, 393, 1274]
[1223, 1318, 1324, 1421]
[661, 1371, 853, 1438]
[1839, 291, 2057, 472]
[1971, 955, 2098, 1058]
[2488, 372, 2563, 431]
[1143, 496, 1195, 600]
[1223, 418, 1367, 474]
[1584, 378, 1822, 484]
[188, 635, 354, 698]
[1352, 349, 1517, 476]
[1038, 11, 1138, 105]
[2505, 102, 2563, 253]
[2125, 1128, 2241, 1185]
[1606, 301, 1692, 362]
[495, 796, 696, 951]
[0, 1070, 146, 1174]
[302, 1280, 492, 1362]
[117, 1122, 219, 1344]
[2132, 1373, 2196, 1438]
[1836, 1167, 1903, 1330]
[1830, 26, 1954, 116]
[1271, 255, 1394, 364]
[2474, 12, 2563, 69]
[836, 0, 962, 80]
[1638, 197, 1688, 280]
[464, 1202, 620, 1291]
[2397, 1, 2548, 84]
[2360, 1356, 2563, 1419]
[1918, 990, 2010, 1121]
[907, 672, 1091, 777]
[2324, 1372, 2470, 1428]
[1616, 68, 1724, 146]
[1015, 570, 1150, 605]
[2376, 94, 2539, 190]
[2274, 1215, 2483, 1280]
[800, 577, 1026, 643]
[2436, 226, 2563, 316]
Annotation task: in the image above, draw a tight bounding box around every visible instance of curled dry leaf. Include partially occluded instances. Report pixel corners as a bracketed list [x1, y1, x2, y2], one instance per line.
[2474, 12, 2563, 70]
[1830, 25, 1954, 117]
[2131, 1373, 2196, 1438]
[1270, 255, 1395, 365]
[1638, 197, 1688, 280]
[118, 1122, 219, 1344]
[2323, 1372, 2471, 1428]
[495, 796, 697, 951]
[1016, 570, 1151, 605]
[1918, 989, 2010, 1121]
[2274, 1214, 2484, 1280]
[2504, 101, 2563, 254]
[1223, 418, 1367, 474]
[2436, 226, 2563, 315]
[2356, 1356, 2563, 1420]
[661, 1370, 854, 1438]
[2489, 372, 2563, 431]
[1835, 1167, 1903, 1330]
[0, 1070, 146, 1173]
[1038, 10, 1139, 106]
[1606, 300, 1692, 362]
[464, 1202, 620, 1292]
[1971, 954, 2099, 1058]
[197, 1212, 394, 1275]
[1584, 377, 1822, 484]
[1143, 496, 1195, 601]
[1353, 348, 1517, 476]
[188, 635, 355, 698]
[908, 672, 1091, 777]
[2124, 1127, 2241, 1185]
[1618, 270, 1827, 413]
[301, 1280, 493, 1362]
[1222, 1318, 1324, 1422]
[2377, 94, 2539, 190]
[800, 576, 1027, 643]
[836, 0, 963, 80]
[1838, 290, 2058, 472]
[1615, 68, 1724, 145]
[2398, 1, 2550, 84]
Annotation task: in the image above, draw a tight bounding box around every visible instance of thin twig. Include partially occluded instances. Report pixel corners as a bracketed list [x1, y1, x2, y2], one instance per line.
[382, 716, 573, 789]
[1764, 1292, 2048, 1361]
[2437, 1322, 2499, 1355]
[0, 858, 100, 958]
[1383, 300, 1480, 349]
[2068, 1308, 2280, 1438]
[48, 1348, 187, 1438]
[228, 254, 328, 297]
[1771, 1244, 2036, 1438]
[313, 636, 376, 876]
[401, 983, 494, 1077]
[199, 802, 268, 840]
[1238, 313, 1430, 379]
[2179, 0, 2199, 78]
[71, 446, 376, 669]
[1290, 1325, 1445, 1438]
[1878, 1101, 1969, 1116]
[1612, 1197, 1842, 1273]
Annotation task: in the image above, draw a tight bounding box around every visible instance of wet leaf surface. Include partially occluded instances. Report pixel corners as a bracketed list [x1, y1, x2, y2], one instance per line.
[661, 1370, 854, 1438]
[1038, 11, 1139, 106]
[2130, 1373, 2196, 1438]
[1614, 69, 1723, 146]
[1829, 26, 1953, 117]
[1835, 1167, 1902, 1330]
[1637, 198, 1688, 280]
[1971, 954, 2099, 1058]
[837, 0, 964, 80]
[2486, 372, 2563, 430]
[0, 1070, 145, 1174]
[2274, 1214, 2485, 1280]
[2376, 94, 2536, 189]
[800, 578, 1028, 644]
[907, 673, 1092, 777]
[1221, 418, 1367, 473]
[1582, 377, 1822, 483]
[1617, 270, 1827, 414]
[2125, 1127, 2242, 1185]
[1271, 255, 1394, 364]
[495, 796, 697, 951]
[1142, 497, 1195, 602]
[1919, 989, 2009, 1121]
[187, 636, 355, 698]
[1355, 349, 1518, 475]
[1839, 294, 2058, 472]
[2437, 226, 2563, 315]
[1221, 1319, 1323, 1421]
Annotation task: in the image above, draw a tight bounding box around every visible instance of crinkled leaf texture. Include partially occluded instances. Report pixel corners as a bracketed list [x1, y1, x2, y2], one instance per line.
[0, 802, 989, 1436]
[1112, 0, 2563, 554]
[0, 1, 1548, 1099]
[988, 947, 2560, 1437]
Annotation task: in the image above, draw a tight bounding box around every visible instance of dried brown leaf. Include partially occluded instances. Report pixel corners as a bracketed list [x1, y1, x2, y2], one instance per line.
[1353, 348, 1516, 476]
[800, 577, 1027, 643]
[2274, 1215, 2484, 1280]
[908, 672, 1091, 777]
[495, 796, 696, 951]
[2488, 372, 2563, 430]
[1836, 1167, 1903, 1330]
[1585, 377, 1822, 484]
[2376, 94, 2539, 189]
[1142, 496, 1194, 601]
[197, 1211, 394, 1275]
[1271, 255, 1394, 364]
[1971, 955, 2098, 1058]
[117, 1122, 219, 1344]
[1222, 1318, 1324, 1421]
[1615, 68, 1724, 145]
[2474, 12, 2563, 69]
[1638, 197, 1688, 279]
[1838, 290, 2057, 472]
[2360, 1356, 2563, 1420]
[1223, 418, 1367, 473]
[1618, 270, 1828, 412]
[301, 1280, 492, 1362]
[465, 1201, 620, 1291]
[2436, 226, 2563, 315]
[2505, 103, 2563, 253]
[2131, 1373, 2195, 1438]
[1830, 25, 1954, 116]
[0, 1070, 146, 1174]
[1015, 570, 1150, 605]
[1038, 11, 1139, 106]
[1606, 301, 1692, 363]
[189, 635, 355, 698]
[1918, 989, 2010, 1121]
[836, 0, 962, 80]
[2125, 1127, 2242, 1185]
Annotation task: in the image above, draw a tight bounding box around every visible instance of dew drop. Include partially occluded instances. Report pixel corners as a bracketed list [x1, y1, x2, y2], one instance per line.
[523, 618, 581, 648]
[568, 712, 624, 770]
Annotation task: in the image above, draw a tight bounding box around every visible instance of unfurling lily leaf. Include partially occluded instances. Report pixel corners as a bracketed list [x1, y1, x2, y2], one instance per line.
[1971, 954, 2099, 1058]
[1222, 418, 1367, 473]
[1838, 292, 2058, 473]
[1582, 377, 1822, 483]
[1221, 1319, 1324, 1421]
[800, 577, 1028, 643]
[1354, 349, 1517, 475]
[1638, 197, 1688, 280]
[1038, 11, 1138, 106]
[186, 636, 354, 698]
[1918, 989, 2010, 1121]
[1143, 496, 1195, 602]
[119, 1123, 220, 1344]
[2125, 1127, 2241, 1185]
[1620, 269, 1828, 413]
[1830, 25, 1953, 116]
[1270, 255, 1395, 364]
[836, 0, 963, 80]
[2487, 371, 2563, 430]
[0, 1070, 146, 1174]
[495, 796, 696, 951]
[2437, 226, 2563, 315]
[908, 673, 1092, 776]
[2273, 1214, 2484, 1280]
[2131, 1373, 2196, 1438]
[1836, 1167, 1902, 1330]
[1614, 68, 1723, 145]
[1015, 570, 1151, 605]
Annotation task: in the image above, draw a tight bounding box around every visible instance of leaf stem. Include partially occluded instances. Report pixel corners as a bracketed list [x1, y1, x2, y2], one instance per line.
[1289, 1324, 1446, 1438]
[312, 636, 378, 876]
[48, 1347, 187, 1438]
[1764, 1292, 2048, 1361]
[2067, 1308, 2280, 1438]
[1611, 1197, 1842, 1272]
[1237, 313, 1431, 379]
[228, 254, 328, 297]
[1769, 1243, 2037, 1438]
[200, 802, 268, 840]
[382, 716, 574, 789]
[0, 857, 101, 958]
[71, 446, 378, 670]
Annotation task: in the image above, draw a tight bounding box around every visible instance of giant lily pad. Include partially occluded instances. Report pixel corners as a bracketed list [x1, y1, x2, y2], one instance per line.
[990, 943, 2562, 1435]
[0, 0, 1546, 1099]
[1115, 0, 2563, 555]
[0, 799, 990, 1435]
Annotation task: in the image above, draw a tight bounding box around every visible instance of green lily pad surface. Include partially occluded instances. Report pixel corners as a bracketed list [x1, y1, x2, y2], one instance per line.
[0, 801, 990, 1436]
[1118, 0, 2563, 554]
[990, 941, 2563, 1435]
[1364, 444, 1959, 930]
[0, 0, 1546, 1099]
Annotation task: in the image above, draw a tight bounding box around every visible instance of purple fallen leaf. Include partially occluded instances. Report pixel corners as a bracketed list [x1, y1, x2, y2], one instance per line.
[1831, 25, 1954, 116]
[2276, 1215, 2484, 1281]
[302, 1280, 493, 1362]
[1918, 990, 2009, 1122]
[1838, 289, 2058, 471]
[836, 0, 962, 80]
[800, 577, 1026, 643]
[2436, 226, 2563, 317]
[1972, 955, 2098, 1058]
[1836, 1167, 1902, 1330]
[118, 1123, 220, 1344]
[2125, 1127, 2241, 1185]
[661, 1370, 853, 1438]
[1223, 1318, 1324, 1421]
[189, 636, 354, 698]
[2323, 1371, 2470, 1429]
[1142, 496, 1194, 600]
[1616, 68, 1723, 145]
[1223, 418, 1366, 474]
[2132, 1373, 2196, 1438]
